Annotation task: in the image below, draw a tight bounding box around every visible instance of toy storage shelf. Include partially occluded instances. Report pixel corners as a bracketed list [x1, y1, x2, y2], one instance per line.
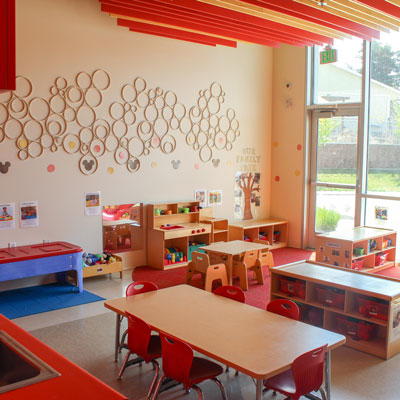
[315, 226, 397, 273]
[147, 201, 212, 270]
[82, 255, 123, 278]
[201, 218, 229, 243]
[270, 261, 400, 359]
[228, 218, 288, 249]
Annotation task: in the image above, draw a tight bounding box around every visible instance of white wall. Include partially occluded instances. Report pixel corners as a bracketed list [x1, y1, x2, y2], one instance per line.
[0, 0, 273, 267]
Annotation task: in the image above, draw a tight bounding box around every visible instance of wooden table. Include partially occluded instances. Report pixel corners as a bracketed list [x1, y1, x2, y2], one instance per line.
[104, 285, 345, 400]
[201, 240, 269, 285]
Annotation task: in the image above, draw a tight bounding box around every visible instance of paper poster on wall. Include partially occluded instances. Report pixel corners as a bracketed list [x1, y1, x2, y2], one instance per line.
[85, 191, 101, 216]
[375, 206, 388, 220]
[19, 201, 39, 228]
[391, 301, 400, 342]
[0, 203, 16, 230]
[194, 189, 207, 208]
[208, 190, 222, 206]
[234, 171, 261, 220]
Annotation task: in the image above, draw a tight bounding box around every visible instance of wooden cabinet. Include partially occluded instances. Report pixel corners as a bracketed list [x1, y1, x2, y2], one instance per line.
[271, 261, 400, 359]
[147, 201, 212, 270]
[201, 218, 229, 243]
[316, 227, 397, 273]
[0, 0, 15, 91]
[229, 218, 288, 249]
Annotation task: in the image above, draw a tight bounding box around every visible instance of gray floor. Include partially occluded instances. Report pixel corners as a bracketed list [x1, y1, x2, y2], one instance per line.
[12, 272, 400, 400]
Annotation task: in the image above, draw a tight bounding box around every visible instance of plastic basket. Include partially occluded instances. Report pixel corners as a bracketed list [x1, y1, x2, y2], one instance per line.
[357, 296, 388, 321]
[279, 278, 296, 296]
[316, 287, 345, 309]
[375, 252, 388, 266]
[351, 259, 364, 270]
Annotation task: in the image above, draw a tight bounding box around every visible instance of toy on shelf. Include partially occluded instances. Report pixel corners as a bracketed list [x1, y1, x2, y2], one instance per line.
[164, 247, 187, 266]
[82, 251, 117, 267]
[258, 231, 268, 242]
[273, 231, 280, 242]
[243, 234, 252, 242]
[368, 239, 377, 252]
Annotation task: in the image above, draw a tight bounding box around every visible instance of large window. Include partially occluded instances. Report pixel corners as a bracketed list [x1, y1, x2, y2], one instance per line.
[309, 34, 400, 256]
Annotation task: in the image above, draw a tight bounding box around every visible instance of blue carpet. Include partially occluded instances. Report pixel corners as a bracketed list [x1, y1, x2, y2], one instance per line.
[0, 283, 105, 319]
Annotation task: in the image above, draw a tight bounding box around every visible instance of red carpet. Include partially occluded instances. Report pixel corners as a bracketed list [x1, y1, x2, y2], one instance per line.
[132, 247, 314, 310]
[373, 267, 400, 280]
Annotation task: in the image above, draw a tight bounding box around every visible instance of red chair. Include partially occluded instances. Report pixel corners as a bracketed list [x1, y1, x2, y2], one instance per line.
[213, 285, 246, 303]
[118, 281, 158, 366]
[118, 312, 161, 399]
[263, 344, 328, 400]
[267, 299, 300, 320]
[152, 333, 227, 400]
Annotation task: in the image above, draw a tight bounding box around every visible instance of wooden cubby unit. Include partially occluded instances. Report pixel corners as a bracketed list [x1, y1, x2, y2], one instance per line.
[271, 261, 400, 359]
[201, 218, 229, 243]
[316, 226, 397, 273]
[147, 201, 212, 270]
[228, 218, 288, 249]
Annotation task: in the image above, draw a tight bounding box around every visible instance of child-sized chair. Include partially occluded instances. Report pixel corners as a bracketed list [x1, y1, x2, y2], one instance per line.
[258, 247, 274, 272]
[232, 249, 264, 291]
[213, 285, 246, 303]
[267, 298, 300, 320]
[119, 312, 161, 399]
[152, 333, 227, 400]
[186, 251, 228, 292]
[263, 344, 328, 400]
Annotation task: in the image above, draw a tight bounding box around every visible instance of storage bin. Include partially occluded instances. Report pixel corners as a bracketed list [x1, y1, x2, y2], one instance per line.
[375, 252, 388, 266]
[337, 316, 376, 340]
[357, 296, 388, 321]
[294, 280, 306, 299]
[307, 307, 324, 327]
[353, 247, 364, 256]
[188, 243, 206, 261]
[351, 259, 364, 270]
[316, 286, 345, 309]
[279, 278, 296, 296]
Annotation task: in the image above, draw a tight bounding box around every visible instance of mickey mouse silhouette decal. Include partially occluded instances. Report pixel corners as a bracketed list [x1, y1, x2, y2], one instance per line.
[171, 160, 181, 169]
[0, 162, 11, 174]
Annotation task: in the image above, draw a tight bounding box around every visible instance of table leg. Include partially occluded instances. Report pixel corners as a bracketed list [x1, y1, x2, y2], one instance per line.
[255, 379, 263, 400]
[114, 313, 122, 362]
[325, 350, 331, 400]
[227, 255, 233, 286]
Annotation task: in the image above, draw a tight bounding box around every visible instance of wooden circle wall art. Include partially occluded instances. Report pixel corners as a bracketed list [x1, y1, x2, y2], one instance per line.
[0, 73, 240, 175]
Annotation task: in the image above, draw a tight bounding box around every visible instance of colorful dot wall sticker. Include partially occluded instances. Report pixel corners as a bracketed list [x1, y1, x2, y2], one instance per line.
[273, 141, 279, 148]
[151, 162, 157, 168]
[194, 163, 200, 170]
[275, 176, 280, 182]
[295, 170, 300, 176]
[297, 144, 302, 151]
[47, 164, 55, 173]
[107, 167, 114, 174]
[227, 160, 232, 167]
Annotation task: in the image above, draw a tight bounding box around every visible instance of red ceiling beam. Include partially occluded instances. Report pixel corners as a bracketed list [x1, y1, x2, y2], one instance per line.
[240, 0, 380, 40]
[353, 0, 400, 19]
[0, 0, 16, 91]
[106, 0, 333, 45]
[101, 3, 282, 47]
[118, 19, 237, 47]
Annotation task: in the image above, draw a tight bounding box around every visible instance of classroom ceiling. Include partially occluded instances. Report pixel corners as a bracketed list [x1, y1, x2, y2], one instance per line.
[99, 0, 400, 48]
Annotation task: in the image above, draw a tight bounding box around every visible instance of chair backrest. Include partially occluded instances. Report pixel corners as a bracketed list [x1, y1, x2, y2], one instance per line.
[292, 344, 327, 397]
[191, 251, 210, 274]
[258, 248, 273, 268]
[159, 333, 193, 388]
[126, 281, 158, 297]
[242, 250, 259, 268]
[126, 311, 155, 363]
[213, 285, 246, 303]
[267, 299, 300, 320]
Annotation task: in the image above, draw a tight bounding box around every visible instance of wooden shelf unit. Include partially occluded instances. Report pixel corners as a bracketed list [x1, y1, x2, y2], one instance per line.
[271, 261, 400, 359]
[316, 227, 397, 273]
[228, 218, 288, 249]
[201, 218, 229, 243]
[147, 201, 212, 270]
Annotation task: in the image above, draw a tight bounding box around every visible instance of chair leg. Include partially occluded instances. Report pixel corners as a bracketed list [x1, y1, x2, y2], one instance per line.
[235, 264, 248, 291]
[145, 360, 160, 400]
[118, 351, 132, 379]
[212, 378, 227, 400]
[193, 384, 204, 399]
[186, 267, 195, 284]
[151, 373, 165, 400]
[319, 387, 328, 400]
[251, 265, 264, 285]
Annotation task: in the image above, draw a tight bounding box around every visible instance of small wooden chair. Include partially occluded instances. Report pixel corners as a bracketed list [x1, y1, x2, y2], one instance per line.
[232, 249, 264, 291]
[258, 248, 274, 271]
[186, 251, 228, 292]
